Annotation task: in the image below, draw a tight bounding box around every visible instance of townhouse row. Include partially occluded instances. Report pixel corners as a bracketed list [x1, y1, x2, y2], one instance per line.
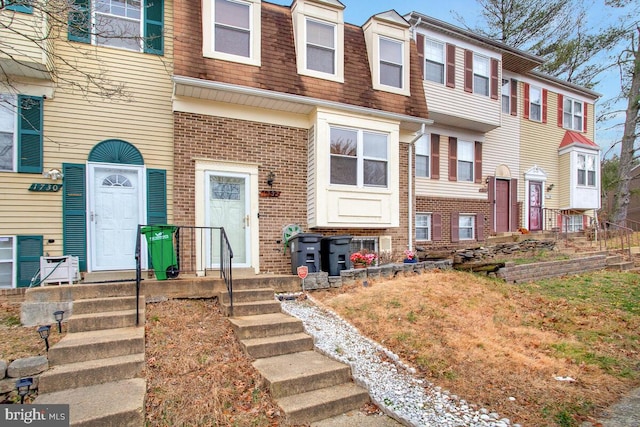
[0, 0, 600, 286]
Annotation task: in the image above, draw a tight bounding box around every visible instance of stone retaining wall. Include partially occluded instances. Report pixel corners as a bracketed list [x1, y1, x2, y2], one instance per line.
[302, 260, 453, 290]
[497, 254, 608, 283]
[0, 356, 48, 403]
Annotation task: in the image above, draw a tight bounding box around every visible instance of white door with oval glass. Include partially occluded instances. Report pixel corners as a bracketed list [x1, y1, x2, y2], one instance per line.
[88, 164, 145, 271]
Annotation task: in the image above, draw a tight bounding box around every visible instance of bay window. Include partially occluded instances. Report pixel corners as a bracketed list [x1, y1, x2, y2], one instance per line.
[330, 126, 388, 188]
[577, 153, 596, 187]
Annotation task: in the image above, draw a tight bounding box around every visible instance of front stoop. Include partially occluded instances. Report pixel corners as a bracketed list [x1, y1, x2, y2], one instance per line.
[227, 286, 370, 425]
[34, 285, 146, 427]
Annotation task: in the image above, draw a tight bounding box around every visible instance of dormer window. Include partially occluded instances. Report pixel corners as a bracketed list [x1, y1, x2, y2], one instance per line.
[306, 18, 336, 75]
[214, 0, 251, 57]
[203, 0, 261, 66]
[379, 37, 403, 89]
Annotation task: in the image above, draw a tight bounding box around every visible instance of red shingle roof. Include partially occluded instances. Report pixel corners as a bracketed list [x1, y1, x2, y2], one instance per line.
[559, 130, 599, 149]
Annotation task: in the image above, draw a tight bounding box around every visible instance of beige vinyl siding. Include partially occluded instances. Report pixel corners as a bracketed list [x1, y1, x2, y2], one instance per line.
[484, 113, 520, 180]
[519, 88, 562, 211]
[0, 8, 50, 74]
[415, 134, 486, 200]
[422, 47, 500, 129]
[0, 1, 174, 257]
[558, 152, 571, 208]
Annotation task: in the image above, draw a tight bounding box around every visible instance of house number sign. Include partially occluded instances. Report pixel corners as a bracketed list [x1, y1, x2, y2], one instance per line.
[29, 183, 63, 192]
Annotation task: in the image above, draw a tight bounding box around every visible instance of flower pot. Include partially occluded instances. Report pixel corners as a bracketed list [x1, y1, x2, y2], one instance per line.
[403, 258, 417, 263]
[354, 263, 367, 269]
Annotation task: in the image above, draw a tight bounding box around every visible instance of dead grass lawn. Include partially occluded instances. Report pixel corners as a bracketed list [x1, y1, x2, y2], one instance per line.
[311, 270, 640, 426]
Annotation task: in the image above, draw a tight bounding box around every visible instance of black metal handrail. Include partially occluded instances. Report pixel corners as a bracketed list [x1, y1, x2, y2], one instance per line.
[135, 225, 234, 325]
[598, 221, 633, 260]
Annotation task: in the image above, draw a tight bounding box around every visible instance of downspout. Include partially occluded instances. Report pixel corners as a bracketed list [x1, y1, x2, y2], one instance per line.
[408, 124, 426, 252]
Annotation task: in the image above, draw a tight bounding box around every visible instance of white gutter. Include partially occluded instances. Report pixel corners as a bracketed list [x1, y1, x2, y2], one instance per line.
[172, 75, 433, 128]
[407, 124, 427, 252]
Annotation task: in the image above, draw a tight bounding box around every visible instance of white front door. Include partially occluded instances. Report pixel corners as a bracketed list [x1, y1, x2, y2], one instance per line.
[206, 172, 250, 268]
[89, 164, 145, 271]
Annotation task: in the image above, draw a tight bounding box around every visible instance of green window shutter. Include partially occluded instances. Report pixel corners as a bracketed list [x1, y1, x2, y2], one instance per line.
[68, 0, 90, 43]
[147, 168, 167, 224]
[17, 236, 42, 288]
[144, 0, 164, 55]
[6, 1, 33, 13]
[63, 163, 87, 271]
[17, 95, 43, 174]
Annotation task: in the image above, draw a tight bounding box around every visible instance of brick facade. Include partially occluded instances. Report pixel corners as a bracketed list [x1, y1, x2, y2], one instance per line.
[415, 196, 490, 248]
[174, 113, 411, 274]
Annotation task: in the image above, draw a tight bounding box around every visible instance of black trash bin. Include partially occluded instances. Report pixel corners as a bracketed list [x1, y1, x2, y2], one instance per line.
[321, 235, 353, 276]
[289, 233, 322, 275]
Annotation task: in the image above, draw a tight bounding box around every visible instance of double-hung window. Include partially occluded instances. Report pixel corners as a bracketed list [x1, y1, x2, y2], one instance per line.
[459, 215, 475, 240]
[306, 18, 336, 75]
[457, 140, 474, 182]
[563, 97, 583, 131]
[214, 0, 251, 57]
[330, 126, 388, 188]
[577, 153, 596, 187]
[415, 134, 430, 178]
[94, 0, 143, 51]
[424, 39, 444, 84]
[473, 54, 489, 96]
[0, 94, 16, 172]
[379, 37, 403, 89]
[529, 86, 542, 121]
[502, 79, 510, 113]
[416, 213, 432, 241]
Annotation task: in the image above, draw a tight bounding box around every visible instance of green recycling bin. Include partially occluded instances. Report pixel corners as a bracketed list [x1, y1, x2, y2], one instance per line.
[141, 225, 179, 280]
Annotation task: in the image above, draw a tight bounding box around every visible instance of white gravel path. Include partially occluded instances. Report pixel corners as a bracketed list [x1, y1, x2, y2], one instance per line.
[279, 293, 522, 427]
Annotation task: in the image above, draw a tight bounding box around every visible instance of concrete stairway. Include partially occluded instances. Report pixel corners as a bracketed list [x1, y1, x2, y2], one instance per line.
[226, 284, 370, 425]
[34, 283, 146, 426]
[606, 254, 635, 271]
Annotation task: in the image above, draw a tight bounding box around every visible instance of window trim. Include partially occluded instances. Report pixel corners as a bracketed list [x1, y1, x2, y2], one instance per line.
[416, 213, 432, 242]
[0, 236, 16, 288]
[329, 125, 389, 189]
[563, 97, 584, 132]
[501, 78, 510, 114]
[577, 153, 596, 187]
[203, 0, 261, 66]
[304, 17, 337, 77]
[473, 53, 490, 97]
[459, 214, 475, 241]
[457, 140, 474, 183]
[529, 85, 542, 122]
[93, 0, 144, 52]
[415, 134, 430, 178]
[378, 35, 404, 90]
[424, 38, 445, 85]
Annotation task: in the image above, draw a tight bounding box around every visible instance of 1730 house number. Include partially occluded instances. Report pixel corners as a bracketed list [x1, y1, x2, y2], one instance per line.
[29, 183, 62, 192]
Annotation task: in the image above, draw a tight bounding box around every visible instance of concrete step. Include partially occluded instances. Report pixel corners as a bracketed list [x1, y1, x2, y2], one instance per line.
[73, 295, 142, 315]
[221, 300, 281, 317]
[606, 255, 623, 264]
[220, 288, 275, 304]
[22, 282, 137, 304]
[278, 382, 370, 425]
[34, 378, 145, 427]
[241, 332, 314, 359]
[68, 308, 143, 333]
[229, 312, 305, 340]
[38, 353, 145, 393]
[606, 262, 634, 272]
[48, 327, 145, 366]
[253, 351, 352, 399]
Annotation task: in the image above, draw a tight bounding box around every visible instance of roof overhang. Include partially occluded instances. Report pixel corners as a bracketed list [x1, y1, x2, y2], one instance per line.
[559, 130, 600, 152]
[172, 75, 432, 132]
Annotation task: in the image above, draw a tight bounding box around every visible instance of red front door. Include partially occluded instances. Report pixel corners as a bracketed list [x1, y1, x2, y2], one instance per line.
[529, 181, 543, 231]
[495, 179, 510, 233]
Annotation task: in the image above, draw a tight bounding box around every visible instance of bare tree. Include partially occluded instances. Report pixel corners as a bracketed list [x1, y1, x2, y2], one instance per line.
[612, 27, 640, 224]
[1, 0, 164, 102]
